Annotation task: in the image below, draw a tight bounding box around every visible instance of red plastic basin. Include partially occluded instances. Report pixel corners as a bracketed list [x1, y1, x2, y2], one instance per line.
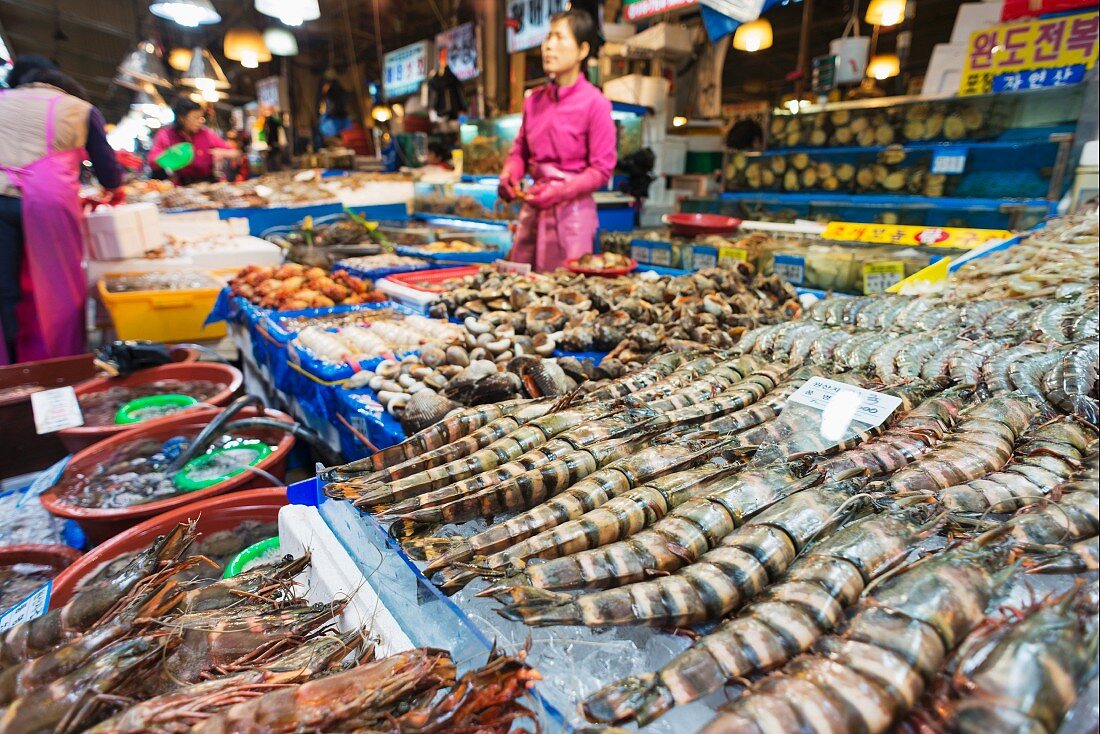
[41, 407, 294, 545]
[0, 544, 83, 609]
[49, 487, 287, 609]
[664, 213, 743, 237]
[59, 362, 244, 454]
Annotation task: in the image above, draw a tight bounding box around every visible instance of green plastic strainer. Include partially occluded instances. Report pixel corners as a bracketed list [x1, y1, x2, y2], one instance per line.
[114, 394, 198, 425]
[172, 440, 273, 492]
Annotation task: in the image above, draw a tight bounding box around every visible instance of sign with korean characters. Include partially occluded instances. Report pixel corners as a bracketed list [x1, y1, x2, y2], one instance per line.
[822, 221, 1012, 250]
[625, 0, 698, 21]
[959, 12, 1098, 96]
[436, 23, 479, 82]
[789, 377, 903, 429]
[862, 261, 906, 294]
[506, 0, 567, 53]
[383, 40, 432, 99]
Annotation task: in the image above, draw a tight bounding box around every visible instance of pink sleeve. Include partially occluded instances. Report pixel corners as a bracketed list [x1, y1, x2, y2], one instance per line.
[502, 102, 531, 182]
[202, 128, 235, 150]
[585, 95, 617, 186]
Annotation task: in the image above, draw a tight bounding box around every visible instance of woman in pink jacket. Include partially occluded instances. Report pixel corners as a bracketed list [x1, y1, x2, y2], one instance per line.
[499, 8, 617, 272]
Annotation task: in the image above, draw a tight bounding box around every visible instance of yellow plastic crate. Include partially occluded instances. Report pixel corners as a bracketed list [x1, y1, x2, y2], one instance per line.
[97, 271, 227, 343]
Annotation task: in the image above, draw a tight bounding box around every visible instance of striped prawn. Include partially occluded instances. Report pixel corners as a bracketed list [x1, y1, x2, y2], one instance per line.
[936, 416, 1095, 515]
[1045, 340, 1099, 426]
[495, 485, 864, 628]
[582, 351, 690, 401]
[371, 409, 655, 515]
[699, 534, 1014, 734]
[639, 356, 765, 413]
[323, 398, 544, 480]
[881, 394, 1036, 495]
[583, 507, 941, 727]
[417, 442, 735, 578]
[378, 432, 659, 529]
[483, 462, 823, 594]
[687, 367, 824, 438]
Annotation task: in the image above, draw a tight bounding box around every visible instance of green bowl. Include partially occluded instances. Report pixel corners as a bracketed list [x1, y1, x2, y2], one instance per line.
[156, 142, 195, 172]
[222, 536, 282, 578]
[114, 394, 198, 425]
[172, 440, 273, 492]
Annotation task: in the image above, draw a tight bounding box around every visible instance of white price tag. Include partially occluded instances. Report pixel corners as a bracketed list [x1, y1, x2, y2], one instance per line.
[0, 581, 51, 633]
[789, 377, 903, 429]
[931, 148, 969, 175]
[773, 254, 805, 285]
[693, 250, 717, 270]
[630, 243, 651, 264]
[493, 259, 532, 276]
[30, 387, 84, 434]
[649, 245, 671, 266]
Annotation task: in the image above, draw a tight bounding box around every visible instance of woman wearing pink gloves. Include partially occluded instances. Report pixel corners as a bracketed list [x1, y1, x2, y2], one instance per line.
[499, 8, 617, 272]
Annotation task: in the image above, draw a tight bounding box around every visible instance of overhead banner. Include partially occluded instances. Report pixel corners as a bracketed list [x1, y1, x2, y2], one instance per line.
[383, 40, 433, 99]
[436, 22, 479, 81]
[959, 11, 1098, 95]
[624, 0, 698, 20]
[698, 0, 763, 23]
[506, 0, 567, 53]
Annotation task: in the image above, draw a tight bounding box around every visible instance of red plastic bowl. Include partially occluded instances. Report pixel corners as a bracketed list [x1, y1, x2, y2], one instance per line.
[564, 257, 639, 277]
[664, 213, 743, 237]
[49, 487, 287, 609]
[59, 362, 244, 453]
[0, 544, 82, 575]
[41, 407, 294, 544]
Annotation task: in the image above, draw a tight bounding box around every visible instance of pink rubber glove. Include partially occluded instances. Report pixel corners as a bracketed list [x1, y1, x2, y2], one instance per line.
[525, 181, 566, 210]
[526, 168, 608, 210]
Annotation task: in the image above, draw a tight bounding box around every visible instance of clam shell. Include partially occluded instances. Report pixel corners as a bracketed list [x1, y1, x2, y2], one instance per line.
[520, 359, 570, 398]
[401, 390, 461, 434]
[419, 345, 446, 368]
[467, 371, 522, 405]
[375, 360, 400, 379]
[446, 346, 470, 367]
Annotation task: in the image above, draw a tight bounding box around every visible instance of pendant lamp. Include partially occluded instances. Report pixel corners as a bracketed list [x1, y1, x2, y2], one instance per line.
[149, 0, 221, 27]
[181, 47, 230, 90]
[255, 0, 320, 27]
[732, 18, 773, 52]
[168, 47, 193, 72]
[866, 53, 900, 79]
[263, 28, 299, 56]
[132, 88, 167, 115]
[118, 41, 172, 88]
[225, 27, 272, 68]
[865, 0, 906, 27]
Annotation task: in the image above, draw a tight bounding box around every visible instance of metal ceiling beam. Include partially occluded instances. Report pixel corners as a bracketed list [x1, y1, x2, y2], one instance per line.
[0, 0, 134, 40]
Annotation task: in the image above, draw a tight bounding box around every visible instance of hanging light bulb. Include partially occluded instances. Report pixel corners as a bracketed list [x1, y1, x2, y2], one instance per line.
[225, 27, 272, 69]
[181, 47, 231, 90]
[865, 0, 906, 27]
[732, 18, 774, 52]
[255, 0, 319, 27]
[263, 27, 299, 56]
[118, 41, 172, 88]
[371, 104, 394, 123]
[672, 116, 688, 127]
[866, 53, 901, 79]
[149, 0, 221, 27]
[168, 47, 193, 72]
[132, 87, 167, 116]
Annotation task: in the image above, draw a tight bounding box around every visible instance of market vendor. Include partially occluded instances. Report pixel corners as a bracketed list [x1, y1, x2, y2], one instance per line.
[0, 55, 124, 364]
[499, 8, 616, 272]
[149, 99, 239, 185]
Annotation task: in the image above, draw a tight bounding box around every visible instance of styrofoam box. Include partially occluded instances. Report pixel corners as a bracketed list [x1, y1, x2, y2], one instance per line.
[604, 74, 671, 109]
[922, 43, 968, 95]
[375, 277, 440, 315]
[626, 22, 694, 58]
[655, 137, 688, 176]
[603, 22, 636, 43]
[950, 1, 1005, 44]
[86, 203, 161, 260]
[685, 135, 724, 153]
[278, 504, 413, 657]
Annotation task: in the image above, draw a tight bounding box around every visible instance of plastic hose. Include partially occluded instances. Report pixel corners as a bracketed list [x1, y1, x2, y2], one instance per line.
[165, 394, 266, 475]
[221, 417, 344, 467]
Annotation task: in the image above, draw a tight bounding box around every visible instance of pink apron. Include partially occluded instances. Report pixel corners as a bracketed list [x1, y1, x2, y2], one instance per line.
[0, 92, 88, 364]
[509, 164, 597, 273]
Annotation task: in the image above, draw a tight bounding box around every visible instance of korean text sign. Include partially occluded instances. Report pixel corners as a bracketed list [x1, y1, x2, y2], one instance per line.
[383, 41, 432, 99]
[959, 12, 1098, 95]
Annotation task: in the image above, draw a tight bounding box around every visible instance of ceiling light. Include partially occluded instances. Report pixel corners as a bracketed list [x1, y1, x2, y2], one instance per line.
[149, 0, 221, 27]
[225, 26, 272, 69]
[181, 47, 230, 90]
[168, 47, 193, 72]
[732, 18, 773, 52]
[118, 40, 172, 88]
[371, 104, 394, 123]
[865, 0, 906, 27]
[867, 53, 901, 80]
[263, 28, 299, 56]
[131, 87, 167, 116]
[255, 0, 319, 27]
[672, 116, 688, 127]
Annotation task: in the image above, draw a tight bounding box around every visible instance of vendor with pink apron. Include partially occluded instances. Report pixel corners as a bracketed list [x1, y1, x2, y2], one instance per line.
[0, 55, 124, 364]
[499, 8, 617, 273]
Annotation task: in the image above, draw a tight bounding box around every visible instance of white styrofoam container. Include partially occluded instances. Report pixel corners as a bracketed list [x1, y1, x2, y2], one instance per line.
[626, 22, 694, 58]
[603, 74, 671, 110]
[684, 135, 724, 153]
[375, 277, 441, 315]
[278, 504, 414, 657]
[950, 1, 1005, 44]
[654, 137, 688, 176]
[922, 43, 968, 95]
[86, 203, 162, 260]
[603, 22, 636, 43]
